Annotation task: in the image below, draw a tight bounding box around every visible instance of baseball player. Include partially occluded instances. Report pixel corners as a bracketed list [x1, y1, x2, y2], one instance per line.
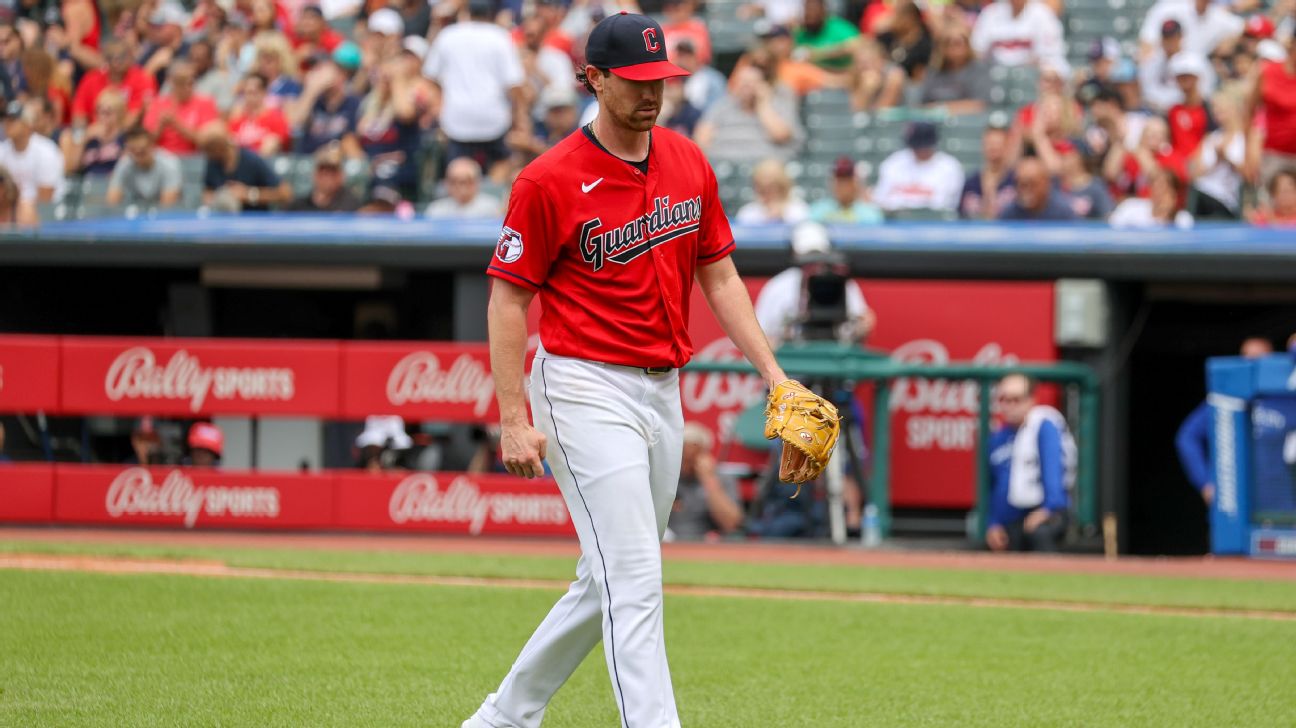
[465, 12, 795, 728]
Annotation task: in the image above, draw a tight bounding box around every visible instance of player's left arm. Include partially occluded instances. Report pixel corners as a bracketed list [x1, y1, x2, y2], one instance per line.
[696, 256, 786, 389]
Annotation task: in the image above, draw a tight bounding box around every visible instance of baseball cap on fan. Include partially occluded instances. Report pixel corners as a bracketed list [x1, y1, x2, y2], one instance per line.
[584, 12, 689, 81]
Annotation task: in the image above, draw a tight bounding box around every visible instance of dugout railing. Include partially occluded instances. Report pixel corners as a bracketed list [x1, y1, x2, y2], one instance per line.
[685, 343, 1100, 545]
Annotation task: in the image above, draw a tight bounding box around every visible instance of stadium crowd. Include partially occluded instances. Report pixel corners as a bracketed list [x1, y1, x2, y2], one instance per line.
[0, 0, 1292, 226]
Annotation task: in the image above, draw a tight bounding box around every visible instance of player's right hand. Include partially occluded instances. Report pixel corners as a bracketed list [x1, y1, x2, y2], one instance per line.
[500, 422, 547, 479]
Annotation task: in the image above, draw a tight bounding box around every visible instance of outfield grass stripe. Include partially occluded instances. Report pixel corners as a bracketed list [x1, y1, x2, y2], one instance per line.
[5, 552, 1295, 624]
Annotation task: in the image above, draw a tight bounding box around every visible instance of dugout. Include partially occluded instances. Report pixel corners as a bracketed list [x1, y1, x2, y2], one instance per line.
[3, 218, 1296, 554]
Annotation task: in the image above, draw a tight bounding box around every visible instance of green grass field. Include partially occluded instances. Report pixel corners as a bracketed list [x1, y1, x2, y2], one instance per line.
[2, 537, 1295, 727]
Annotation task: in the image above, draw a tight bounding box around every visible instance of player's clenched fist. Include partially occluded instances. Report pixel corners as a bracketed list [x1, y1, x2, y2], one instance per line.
[500, 422, 547, 478]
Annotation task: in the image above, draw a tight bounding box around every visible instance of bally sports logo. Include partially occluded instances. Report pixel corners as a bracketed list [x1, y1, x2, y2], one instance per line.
[385, 351, 495, 416]
[105, 468, 281, 528]
[388, 473, 568, 535]
[105, 347, 295, 412]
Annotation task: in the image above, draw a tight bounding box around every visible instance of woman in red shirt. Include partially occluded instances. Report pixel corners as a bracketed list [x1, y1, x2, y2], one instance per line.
[228, 74, 291, 156]
[1246, 39, 1296, 185]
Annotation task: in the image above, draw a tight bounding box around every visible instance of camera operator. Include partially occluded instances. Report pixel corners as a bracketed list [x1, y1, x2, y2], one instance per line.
[754, 221, 875, 348]
[751, 221, 873, 537]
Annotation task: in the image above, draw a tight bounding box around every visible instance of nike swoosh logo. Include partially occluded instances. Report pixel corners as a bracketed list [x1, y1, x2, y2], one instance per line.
[581, 178, 604, 193]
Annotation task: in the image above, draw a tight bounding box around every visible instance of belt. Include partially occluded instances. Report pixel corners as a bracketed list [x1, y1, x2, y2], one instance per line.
[642, 366, 674, 375]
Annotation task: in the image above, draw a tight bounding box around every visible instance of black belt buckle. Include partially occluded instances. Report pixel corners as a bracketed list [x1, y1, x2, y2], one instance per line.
[643, 366, 673, 375]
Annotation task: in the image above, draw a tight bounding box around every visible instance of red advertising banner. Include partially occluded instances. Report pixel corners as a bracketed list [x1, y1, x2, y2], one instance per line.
[0, 336, 60, 412]
[335, 471, 573, 536]
[53, 465, 335, 529]
[340, 342, 498, 422]
[0, 464, 55, 521]
[60, 337, 342, 417]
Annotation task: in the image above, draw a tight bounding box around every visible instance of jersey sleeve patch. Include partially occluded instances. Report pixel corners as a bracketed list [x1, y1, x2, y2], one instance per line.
[496, 226, 524, 263]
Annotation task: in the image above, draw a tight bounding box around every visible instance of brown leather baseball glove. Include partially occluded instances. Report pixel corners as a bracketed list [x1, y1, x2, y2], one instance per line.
[763, 379, 842, 497]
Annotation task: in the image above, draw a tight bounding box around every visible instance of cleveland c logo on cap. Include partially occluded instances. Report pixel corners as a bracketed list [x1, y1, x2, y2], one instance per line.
[642, 28, 660, 53]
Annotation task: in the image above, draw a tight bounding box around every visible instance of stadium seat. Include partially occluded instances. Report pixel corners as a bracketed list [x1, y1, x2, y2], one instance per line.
[78, 174, 112, 206]
[886, 207, 957, 222]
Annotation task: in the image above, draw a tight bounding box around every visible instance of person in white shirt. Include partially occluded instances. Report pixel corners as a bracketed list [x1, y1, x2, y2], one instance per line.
[873, 121, 965, 211]
[1138, 0, 1244, 59]
[423, 0, 527, 182]
[1189, 89, 1246, 219]
[0, 101, 66, 203]
[1139, 20, 1216, 113]
[735, 158, 809, 224]
[754, 220, 875, 348]
[425, 157, 503, 218]
[970, 0, 1065, 67]
[1109, 167, 1195, 228]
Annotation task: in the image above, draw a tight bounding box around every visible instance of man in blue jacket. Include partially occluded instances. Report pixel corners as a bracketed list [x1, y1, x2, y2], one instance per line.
[985, 373, 1071, 552]
[1175, 337, 1273, 505]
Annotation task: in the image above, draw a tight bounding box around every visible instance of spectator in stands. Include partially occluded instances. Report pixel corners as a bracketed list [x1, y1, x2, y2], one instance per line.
[739, 23, 829, 98]
[695, 66, 803, 164]
[1012, 58, 1082, 173]
[918, 23, 990, 114]
[741, 0, 802, 26]
[187, 421, 223, 468]
[1244, 36, 1296, 189]
[291, 5, 344, 68]
[872, 0, 931, 80]
[0, 167, 32, 226]
[999, 156, 1077, 220]
[1189, 89, 1246, 220]
[509, 83, 580, 160]
[960, 120, 1016, 219]
[1166, 53, 1214, 158]
[1059, 139, 1115, 220]
[873, 121, 964, 212]
[666, 423, 744, 541]
[60, 88, 124, 176]
[735, 158, 809, 223]
[286, 143, 360, 212]
[1175, 337, 1273, 507]
[809, 156, 883, 223]
[199, 120, 291, 211]
[847, 37, 905, 111]
[106, 126, 183, 208]
[61, 0, 103, 77]
[1142, 20, 1218, 113]
[288, 58, 360, 156]
[678, 39, 727, 112]
[358, 56, 422, 202]
[229, 73, 292, 156]
[984, 373, 1072, 553]
[191, 37, 238, 112]
[1109, 166, 1195, 227]
[139, 4, 190, 88]
[0, 24, 24, 102]
[142, 60, 220, 156]
[255, 32, 303, 105]
[71, 39, 156, 127]
[1076, 37, 1122, 106]
[1104, 116, 1185, 199]
[518, 11, 574, 98]
[0, 100, 64, 203]
[662, 0, 711, 66]
[1249, 167, 1296, 226]
[20, 48, 69, 129]
[970, 0, 1064, 68]
[424, 0, 527, 184]
[794, 0, 860, 73]
[654, 78, 700, 139]
[1139, 0, 1244, 60]
[425, 157, 501, 218]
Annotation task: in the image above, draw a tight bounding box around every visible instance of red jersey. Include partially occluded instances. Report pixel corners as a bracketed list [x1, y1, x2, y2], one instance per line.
[142, 93, 220, 154]
[487, 126, 734, 369]
[1260, 60, 1296, 154]
[230, 107, 292, 152]
[71, 66, 157, 123]
[1168, 101, 1215, 158]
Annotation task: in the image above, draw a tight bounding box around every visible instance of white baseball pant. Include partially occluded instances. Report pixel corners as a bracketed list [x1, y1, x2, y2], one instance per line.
[468, 345, 684, 728]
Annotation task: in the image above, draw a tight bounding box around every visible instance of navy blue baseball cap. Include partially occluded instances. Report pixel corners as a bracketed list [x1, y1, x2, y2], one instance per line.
[585, 11, 689, 81]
